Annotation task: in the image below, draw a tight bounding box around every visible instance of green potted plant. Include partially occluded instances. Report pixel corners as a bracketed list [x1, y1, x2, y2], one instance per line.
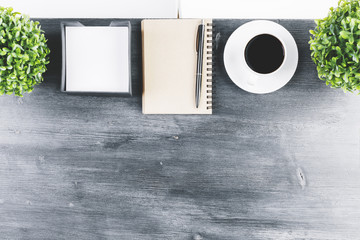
[309, 0, 360, 93]
[0, 6, 50, 97]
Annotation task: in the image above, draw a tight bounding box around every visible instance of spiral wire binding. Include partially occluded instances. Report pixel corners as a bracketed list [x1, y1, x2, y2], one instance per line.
[206, 22, 214, 110]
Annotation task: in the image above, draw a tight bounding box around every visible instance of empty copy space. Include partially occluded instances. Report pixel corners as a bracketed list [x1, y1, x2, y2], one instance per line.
[65, 27, 129, 93]
[180, 0, 338, 19]
[1, 0, 178, 18]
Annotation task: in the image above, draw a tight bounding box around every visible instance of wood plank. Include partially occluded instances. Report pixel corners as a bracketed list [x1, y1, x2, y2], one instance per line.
[0, 19, 359, 239]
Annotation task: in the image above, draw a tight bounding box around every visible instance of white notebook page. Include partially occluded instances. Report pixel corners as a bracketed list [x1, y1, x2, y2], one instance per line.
[179, 0, 338, 19]
[0, 0, 178, 18]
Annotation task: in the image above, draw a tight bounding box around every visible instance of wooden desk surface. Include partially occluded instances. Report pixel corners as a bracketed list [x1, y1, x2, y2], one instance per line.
[0, 19, 359, 240]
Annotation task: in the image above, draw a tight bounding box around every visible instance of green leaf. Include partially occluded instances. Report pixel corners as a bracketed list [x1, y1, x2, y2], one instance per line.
[349, 34, 355, 44]
[350, 18, 356, 31]
[340, 31, 350, 39]
[7, 55, 12, 64]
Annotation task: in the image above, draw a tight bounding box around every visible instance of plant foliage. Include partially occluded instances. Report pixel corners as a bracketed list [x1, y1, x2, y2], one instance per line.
[309, 0, 360, 93]
[0, 6, 49, 97]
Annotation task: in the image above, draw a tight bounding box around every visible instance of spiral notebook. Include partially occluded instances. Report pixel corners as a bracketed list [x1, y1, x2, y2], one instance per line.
[141, 19, 213, 114]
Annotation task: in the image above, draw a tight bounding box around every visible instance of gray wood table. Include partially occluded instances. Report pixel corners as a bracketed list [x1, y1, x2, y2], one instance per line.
[0, 19, 360, 240]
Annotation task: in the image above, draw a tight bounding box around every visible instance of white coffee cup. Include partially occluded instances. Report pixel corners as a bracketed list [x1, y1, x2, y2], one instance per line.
[224, 20, 298, 94]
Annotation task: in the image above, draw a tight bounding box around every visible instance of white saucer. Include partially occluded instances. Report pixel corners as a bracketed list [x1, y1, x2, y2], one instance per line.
[224, 20, 298, 94]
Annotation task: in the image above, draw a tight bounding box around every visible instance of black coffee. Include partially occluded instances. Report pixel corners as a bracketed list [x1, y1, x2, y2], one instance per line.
[245, 34, 284, 74]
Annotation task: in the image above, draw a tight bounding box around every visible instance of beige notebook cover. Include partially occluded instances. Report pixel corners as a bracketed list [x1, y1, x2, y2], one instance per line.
[142, 19, 213, 114]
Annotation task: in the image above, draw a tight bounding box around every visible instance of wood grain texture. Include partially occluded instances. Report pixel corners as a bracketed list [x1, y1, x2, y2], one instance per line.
[0, 19, 360, 240]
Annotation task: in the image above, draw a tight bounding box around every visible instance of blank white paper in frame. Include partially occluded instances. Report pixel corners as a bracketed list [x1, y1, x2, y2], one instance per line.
[0, 0, 179, 18]
[65, 27, 130, 93]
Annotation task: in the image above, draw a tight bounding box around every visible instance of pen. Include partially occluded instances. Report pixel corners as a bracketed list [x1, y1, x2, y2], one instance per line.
[195, 19, 205, 108]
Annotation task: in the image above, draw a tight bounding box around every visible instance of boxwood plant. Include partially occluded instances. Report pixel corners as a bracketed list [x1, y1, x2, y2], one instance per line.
[309, 0, 360, 93]
[0, 6, 49, 97]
